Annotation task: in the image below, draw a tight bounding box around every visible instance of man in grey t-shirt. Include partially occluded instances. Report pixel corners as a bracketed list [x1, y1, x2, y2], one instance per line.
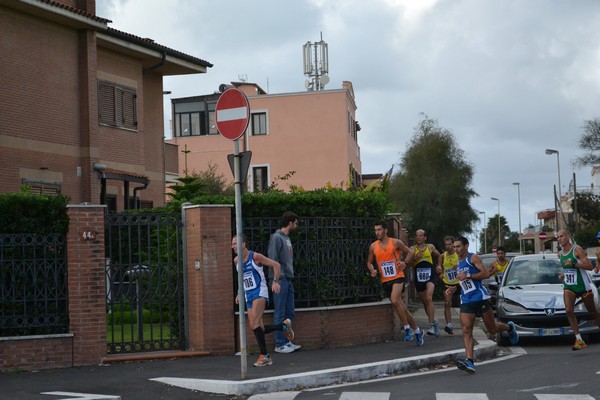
[268, 211, 302, 353]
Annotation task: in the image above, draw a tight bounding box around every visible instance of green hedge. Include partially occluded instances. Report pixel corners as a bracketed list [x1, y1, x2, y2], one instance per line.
[170, 189, 391, 218]
[0, 192, 70, 234]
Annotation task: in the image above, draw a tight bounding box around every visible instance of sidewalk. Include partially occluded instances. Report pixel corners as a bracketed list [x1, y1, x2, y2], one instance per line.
[151, 304, 496, 395]
[0, 304, 498, 398]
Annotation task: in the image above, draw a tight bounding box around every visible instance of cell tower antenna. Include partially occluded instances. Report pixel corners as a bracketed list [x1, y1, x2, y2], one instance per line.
[302, 32, 329, 91]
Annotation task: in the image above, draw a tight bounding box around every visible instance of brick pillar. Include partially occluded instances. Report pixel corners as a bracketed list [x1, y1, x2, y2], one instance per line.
[66, 204, 107, 365]
[185, 205, 235, 354]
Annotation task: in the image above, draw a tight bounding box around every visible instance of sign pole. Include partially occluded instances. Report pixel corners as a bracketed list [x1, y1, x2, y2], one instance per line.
[214, 87, 250, 379]
[234, 139, 247, 379]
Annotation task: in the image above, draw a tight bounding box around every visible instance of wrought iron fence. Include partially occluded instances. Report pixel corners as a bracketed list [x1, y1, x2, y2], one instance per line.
[242, 217, 383, 307]
[0, 233, 68, 336]
[105, 213, 184, 354]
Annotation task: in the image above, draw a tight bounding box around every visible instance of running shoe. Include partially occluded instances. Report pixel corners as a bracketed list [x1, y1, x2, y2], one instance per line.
[507, 321, 519, 345]
[427, 324, 436, 336]
[288, 341, 302, 350]
[444, 325, 454, 335]
[282, 318, 294, 341]
[456, 359, 475, 374]
[415, 329, 424, 346]
[572, 338, 587, 351]
[254, 354, 273, 367]
[433, 320, 440, 337]
[404, 327, 414, 341]
[274, 343, 294, 353]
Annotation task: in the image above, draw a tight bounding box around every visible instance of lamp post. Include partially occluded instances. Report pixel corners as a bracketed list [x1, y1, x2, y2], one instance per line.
[545, 148, 562, 229]
[491, 197, 501, 247]
[513, 182, 522, 253]
[479, 211, 487, 253]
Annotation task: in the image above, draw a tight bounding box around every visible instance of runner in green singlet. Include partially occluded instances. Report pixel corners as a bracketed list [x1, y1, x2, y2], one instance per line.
[557, 229, 600, 351]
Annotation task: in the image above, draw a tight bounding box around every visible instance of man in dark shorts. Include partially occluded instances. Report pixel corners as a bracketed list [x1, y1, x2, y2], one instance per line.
[412, 229, 441, 336]
[557, 229, 600, 350]
[367, 221, 424, 346]
[454, 236, 518, 374]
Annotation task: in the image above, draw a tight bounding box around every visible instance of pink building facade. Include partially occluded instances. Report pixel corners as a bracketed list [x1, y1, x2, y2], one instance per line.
[166, 81, 362, 192]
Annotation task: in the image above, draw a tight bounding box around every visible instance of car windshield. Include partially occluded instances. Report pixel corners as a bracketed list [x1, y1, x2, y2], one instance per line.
[504, 258, 563, 286]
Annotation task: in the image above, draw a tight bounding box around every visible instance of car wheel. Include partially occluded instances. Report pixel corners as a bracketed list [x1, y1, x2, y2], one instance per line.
[496, 331, 510, 346]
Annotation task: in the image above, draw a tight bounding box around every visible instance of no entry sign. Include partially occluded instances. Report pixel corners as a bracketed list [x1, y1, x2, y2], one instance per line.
[538, 232, 548, 241]
[215, 88, 250, 140]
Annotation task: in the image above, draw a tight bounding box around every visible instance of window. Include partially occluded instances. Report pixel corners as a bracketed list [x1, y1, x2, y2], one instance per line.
[173, 100, 219, 137]
[251, 112, 268, 136]
[98, 81, 137, 130]
[252, 166, 269, 192]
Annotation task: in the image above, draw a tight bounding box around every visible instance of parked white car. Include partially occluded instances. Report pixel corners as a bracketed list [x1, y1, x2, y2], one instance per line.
[493, 253, 600, 345]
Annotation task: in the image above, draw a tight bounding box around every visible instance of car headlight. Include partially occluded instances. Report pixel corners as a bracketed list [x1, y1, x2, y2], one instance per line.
[500, 300, 530, 314]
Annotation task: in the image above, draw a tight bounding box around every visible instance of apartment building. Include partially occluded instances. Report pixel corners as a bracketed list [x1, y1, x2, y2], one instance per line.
[0, 0, 211, 211]
[165, 81, 362, 192]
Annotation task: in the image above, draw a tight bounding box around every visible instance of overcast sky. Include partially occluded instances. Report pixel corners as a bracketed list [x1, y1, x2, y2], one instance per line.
[97, 0, 600, 242]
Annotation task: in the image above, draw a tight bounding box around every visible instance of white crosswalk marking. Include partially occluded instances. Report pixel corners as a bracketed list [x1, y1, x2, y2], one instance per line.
[248, 392, 596, 400]
[339, 392, 390, 400]
[247, 393, 301, 400]
[535, 395, 595, 400]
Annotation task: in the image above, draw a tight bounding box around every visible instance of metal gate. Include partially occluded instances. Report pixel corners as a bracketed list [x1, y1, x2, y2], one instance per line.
[105, 213, 185, 354]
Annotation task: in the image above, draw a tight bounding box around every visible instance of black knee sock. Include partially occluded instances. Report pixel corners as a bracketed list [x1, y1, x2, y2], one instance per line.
[253, 327, 268, 355]
[263, 324, 283, 334]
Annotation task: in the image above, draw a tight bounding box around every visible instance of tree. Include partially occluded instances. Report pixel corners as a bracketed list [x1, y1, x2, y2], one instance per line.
[191, 162, 234, 195]
[574, 118, 600, 167]
[166, 176, 206, 210]
[479, 214, 511, 251]
[388, 116, 478, 246]
[571, 192, 600, 247]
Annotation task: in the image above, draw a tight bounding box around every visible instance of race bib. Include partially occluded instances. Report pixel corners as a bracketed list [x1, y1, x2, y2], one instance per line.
[563, 269, 577, 286]
[497, 272, 504, 282]
[460, 278, 476, 294]
[243, 271, 257, 290]
[380, 261, 397, 278]
[445, 269, 458, 282]
[417, 267, 431, 282]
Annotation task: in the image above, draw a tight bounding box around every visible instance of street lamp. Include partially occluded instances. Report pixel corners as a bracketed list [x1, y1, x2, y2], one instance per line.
[545, 148, 562, 229]
[479, 211, 487, 253]
[513, 182, 522, 253]
[491, 197, 501, 247]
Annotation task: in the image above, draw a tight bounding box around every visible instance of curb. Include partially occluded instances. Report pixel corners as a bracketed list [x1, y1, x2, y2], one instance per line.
[151, 336, 496, 396]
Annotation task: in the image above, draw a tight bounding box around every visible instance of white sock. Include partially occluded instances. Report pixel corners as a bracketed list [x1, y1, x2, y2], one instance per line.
[404, 324, 411, 330]
[447, 323, 453, 329]
[576, 334, 583, 341]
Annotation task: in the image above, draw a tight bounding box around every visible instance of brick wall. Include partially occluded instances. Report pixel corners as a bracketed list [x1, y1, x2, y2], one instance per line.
[66, 205, 107, 365]
[236, 302, 399, 354]
[185, 205, 236, 354]
[1, 203, 402, 370]
[0, 335, 73, 370]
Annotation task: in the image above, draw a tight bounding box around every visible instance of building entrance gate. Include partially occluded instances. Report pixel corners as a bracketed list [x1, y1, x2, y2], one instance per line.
[104, 213, 185, 354]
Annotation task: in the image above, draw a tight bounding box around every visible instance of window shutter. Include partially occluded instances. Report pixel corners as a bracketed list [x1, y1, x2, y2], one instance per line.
[122, 89, 136, 129]
[98, 83, 115, 125]
[98, 80, 137, 130]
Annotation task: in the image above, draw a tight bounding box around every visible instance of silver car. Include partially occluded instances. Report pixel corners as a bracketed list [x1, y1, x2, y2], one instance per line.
[494, 253, 600, 345]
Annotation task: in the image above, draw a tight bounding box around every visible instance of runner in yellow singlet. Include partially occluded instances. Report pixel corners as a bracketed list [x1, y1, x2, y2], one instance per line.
[412, 229, 441, 336]
[488, 246, 509, 284]
[436, 236, 459, 334]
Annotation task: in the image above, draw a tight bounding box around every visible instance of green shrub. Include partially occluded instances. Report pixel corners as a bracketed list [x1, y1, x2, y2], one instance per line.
[0, 191, 69, 234]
